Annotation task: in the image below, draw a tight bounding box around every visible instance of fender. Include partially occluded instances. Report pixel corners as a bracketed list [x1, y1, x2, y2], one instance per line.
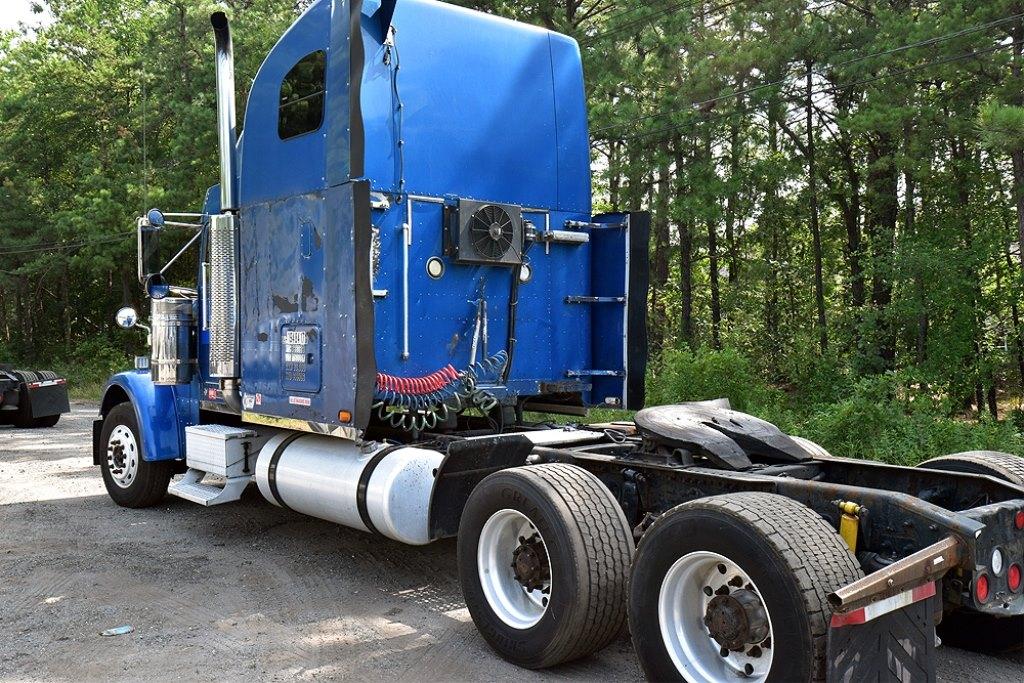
[92, 370, 198, 465]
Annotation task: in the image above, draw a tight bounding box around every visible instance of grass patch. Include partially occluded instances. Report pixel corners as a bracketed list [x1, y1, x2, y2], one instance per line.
[2, 337, 133, 402]
[645, 348, 1024, 465]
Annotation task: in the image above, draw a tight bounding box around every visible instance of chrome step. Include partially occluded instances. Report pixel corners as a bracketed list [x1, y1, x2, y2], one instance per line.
[167, 468, 251, 506]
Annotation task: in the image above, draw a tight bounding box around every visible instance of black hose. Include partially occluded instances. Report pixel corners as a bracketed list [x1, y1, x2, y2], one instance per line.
[502, 265, 521, 384]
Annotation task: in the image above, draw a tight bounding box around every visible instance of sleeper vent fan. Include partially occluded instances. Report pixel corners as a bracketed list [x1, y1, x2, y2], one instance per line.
[470, 205, 516, 260]
[448, 199, 524, 267]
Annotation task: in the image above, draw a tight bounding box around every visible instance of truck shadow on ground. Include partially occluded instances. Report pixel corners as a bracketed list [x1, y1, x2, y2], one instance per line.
[0, 480, 639, 681]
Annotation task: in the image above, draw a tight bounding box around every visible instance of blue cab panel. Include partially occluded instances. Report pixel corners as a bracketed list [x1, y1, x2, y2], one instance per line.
[126, 0, 646, 443]
[239, 181, 374, 428]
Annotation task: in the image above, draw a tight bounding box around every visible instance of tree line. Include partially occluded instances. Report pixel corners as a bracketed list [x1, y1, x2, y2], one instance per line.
[466, 0, 1024, 418]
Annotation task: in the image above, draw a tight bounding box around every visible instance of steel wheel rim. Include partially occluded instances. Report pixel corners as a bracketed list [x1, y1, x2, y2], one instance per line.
[658, 550, 774, 682]
[477, 508, 552, 629]
[106, 424, 139, 489]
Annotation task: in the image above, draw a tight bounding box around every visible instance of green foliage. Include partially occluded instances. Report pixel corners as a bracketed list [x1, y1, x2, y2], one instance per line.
[55, 337, 135, 400]
[791, 374, 1024, 466]
[648, 347, 782, 411]
[648, 348, 1024, 465]
[979, 102, 1024, 153]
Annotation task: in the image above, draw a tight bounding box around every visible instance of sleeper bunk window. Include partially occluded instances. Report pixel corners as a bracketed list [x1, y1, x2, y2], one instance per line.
[279, 50, 326, 140]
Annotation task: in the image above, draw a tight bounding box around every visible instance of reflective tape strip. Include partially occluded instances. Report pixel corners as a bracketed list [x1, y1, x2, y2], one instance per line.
[27, 378, 66, 389]
[830, 581, 937, 628]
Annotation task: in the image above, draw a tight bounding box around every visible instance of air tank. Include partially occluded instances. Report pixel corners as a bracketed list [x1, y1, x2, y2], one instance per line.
[255, 433, 444, 545]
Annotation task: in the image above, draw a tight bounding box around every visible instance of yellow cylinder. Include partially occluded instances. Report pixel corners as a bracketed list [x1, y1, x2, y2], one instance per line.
[837, 501, 861, 553]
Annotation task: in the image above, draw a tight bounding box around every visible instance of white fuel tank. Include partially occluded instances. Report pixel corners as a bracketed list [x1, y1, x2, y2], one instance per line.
[255, 433, 444, 545]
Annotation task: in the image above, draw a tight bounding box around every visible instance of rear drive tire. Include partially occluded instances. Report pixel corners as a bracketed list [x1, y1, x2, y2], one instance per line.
[11, 388, 35, 429]
[457, 464, 634, 668]
[917, 451, 1024, 486]
[628, 493, 863, 683]
[100, 402, 172, 508]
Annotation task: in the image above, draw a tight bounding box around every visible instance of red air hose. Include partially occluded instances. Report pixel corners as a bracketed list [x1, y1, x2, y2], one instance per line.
[376, 364, 459, 396]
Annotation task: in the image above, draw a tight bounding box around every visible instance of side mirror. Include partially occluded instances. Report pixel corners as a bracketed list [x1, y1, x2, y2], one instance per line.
[115, 307, 139, 329]
[137, 210, 163, 286]
[145, 272, 170, 300]
[146, 208, 166, 227]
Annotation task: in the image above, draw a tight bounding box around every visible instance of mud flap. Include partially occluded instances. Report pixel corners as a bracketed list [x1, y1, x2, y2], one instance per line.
[827, 584, 939, 682]
[426, 434, 534, 540]
[25, 381, 70, 418]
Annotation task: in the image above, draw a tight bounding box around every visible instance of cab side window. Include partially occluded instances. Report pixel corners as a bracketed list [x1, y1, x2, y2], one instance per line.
[279, 50, 326, 140]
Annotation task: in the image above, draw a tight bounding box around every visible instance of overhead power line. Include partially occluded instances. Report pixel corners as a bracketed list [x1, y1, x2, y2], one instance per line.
[592, 12, 1024, 136]
[0, 233, 132, 257]
[582, 0, 729, 46]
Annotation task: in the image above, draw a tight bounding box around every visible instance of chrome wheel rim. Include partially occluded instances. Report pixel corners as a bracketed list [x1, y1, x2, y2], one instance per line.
[658, 551, 774, 682]
[106, 424, 139, 489]
[477, 509, 552, 629]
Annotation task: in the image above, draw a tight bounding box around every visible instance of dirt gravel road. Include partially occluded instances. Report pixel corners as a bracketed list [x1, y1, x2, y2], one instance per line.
[2, 403, 1022, 682]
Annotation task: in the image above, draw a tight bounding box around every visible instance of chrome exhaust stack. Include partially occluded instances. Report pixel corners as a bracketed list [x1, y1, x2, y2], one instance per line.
[211, 11, 238, 212]
[209, 11, 241, 411]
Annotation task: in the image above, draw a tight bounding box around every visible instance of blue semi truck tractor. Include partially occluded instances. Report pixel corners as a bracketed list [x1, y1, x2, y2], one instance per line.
[93, 1, 1024, 680]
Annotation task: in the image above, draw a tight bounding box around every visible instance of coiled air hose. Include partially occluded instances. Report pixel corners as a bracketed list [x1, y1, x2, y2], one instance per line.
[373, 351, 508, 432]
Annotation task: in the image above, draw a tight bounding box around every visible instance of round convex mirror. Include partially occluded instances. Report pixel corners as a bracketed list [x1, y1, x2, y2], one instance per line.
[115, 307, 139, 329]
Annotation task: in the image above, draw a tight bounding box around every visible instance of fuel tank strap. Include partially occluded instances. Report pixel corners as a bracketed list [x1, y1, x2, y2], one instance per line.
[267, 433, 305, 510]
[356, 444, 407, 536]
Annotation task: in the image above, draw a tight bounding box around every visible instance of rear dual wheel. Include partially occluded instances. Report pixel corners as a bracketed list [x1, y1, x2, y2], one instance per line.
[18, 413, 59, 428]
[629, 493, 863, 682]
[457, 464, 634, 669]
[9, 370, 61, 428]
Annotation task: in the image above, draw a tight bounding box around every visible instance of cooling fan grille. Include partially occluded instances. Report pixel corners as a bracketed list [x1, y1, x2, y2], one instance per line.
[468, 204, 516, 260]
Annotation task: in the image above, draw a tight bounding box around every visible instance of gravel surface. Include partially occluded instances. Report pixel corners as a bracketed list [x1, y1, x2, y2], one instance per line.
[1, 403, 1021, 682]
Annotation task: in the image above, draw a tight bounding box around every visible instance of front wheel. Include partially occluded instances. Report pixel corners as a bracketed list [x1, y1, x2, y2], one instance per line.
[629, 493, 863, 682]
[457, 464, 634, 669]
[99, 402, 172, 508]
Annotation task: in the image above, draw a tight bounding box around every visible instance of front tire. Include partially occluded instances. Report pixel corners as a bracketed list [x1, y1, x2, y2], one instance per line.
[629, 493, 863, 683]
[457, 464, 634, 669]
[99, 402, 172, 508]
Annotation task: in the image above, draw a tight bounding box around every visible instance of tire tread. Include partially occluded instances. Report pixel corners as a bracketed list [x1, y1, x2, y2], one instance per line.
[521, 464, 634, 664]
[100, 402, 172, 508]
[639, 492, 862, 681]
[919, 451, 1024, 486]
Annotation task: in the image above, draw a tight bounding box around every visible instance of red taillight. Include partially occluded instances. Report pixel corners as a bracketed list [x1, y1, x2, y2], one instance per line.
[1010, 564, 1022, 593]
[975, 573, 991, 603]
[1015, 510, 1024, 530]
